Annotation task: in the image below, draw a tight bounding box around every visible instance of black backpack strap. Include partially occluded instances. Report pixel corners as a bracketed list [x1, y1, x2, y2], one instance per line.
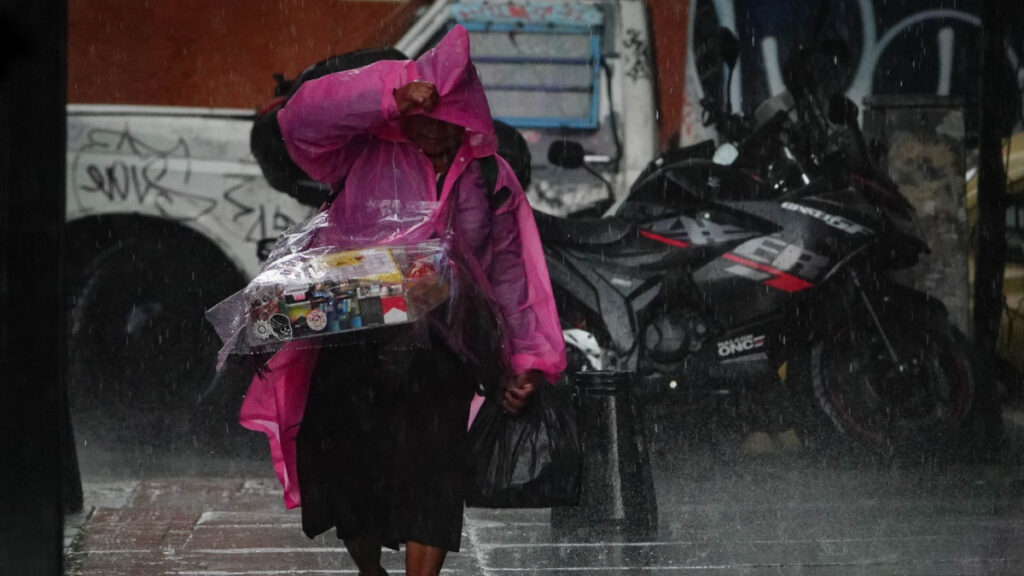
[322, 177, 346, 209]
[480, 155, 512, 211]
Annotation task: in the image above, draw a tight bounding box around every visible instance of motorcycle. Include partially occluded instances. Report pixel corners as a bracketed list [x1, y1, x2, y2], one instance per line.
[536, 28, 1003, 457]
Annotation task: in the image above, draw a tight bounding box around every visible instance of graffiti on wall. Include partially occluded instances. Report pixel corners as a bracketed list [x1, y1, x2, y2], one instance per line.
[71, 128, 217, 222]
[70, 126, 301, 248]
[624, 28, 654, 82]
[682, 0, 1024, 143]
[222, 176, 298, 242]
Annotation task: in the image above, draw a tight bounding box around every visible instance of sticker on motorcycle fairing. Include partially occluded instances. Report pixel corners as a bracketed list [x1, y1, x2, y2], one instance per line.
[718, 333, 766, 357]
[721, 235, 829, 292]
[780, 202, 873, 235]
[643, 215, 757, 247]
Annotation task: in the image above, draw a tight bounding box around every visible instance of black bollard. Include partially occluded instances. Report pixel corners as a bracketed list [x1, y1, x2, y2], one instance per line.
[62, 399, 83, 514]
[551, 371, 657, 540]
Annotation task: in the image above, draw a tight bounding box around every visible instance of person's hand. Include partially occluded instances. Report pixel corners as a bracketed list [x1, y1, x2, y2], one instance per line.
[394, 81, 439, 115]
[501, 370, 543, 415]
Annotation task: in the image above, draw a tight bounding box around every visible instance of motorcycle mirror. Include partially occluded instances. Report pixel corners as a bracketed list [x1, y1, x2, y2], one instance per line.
[828, 93, 860, 127]
[712, 142, 739, 166]
[694, 23, 740, 120]
[548, 140, 586, 170]
[718, 27, 741, 72]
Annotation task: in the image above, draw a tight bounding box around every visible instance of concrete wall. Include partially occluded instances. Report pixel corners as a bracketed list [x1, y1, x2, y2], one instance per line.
[864, 97, 971, 333]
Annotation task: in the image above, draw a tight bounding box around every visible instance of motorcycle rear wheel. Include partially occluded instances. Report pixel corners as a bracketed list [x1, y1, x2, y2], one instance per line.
[796, 311, 1002, 460]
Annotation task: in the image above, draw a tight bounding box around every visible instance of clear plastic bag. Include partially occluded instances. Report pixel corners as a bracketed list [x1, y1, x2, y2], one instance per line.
[244, 240, 449, 344]
[206, 201, 458, 368]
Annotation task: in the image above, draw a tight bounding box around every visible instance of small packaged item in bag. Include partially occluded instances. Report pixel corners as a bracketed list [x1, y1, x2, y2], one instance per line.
[206, 233, 454, 365]
[244, 241, 450, 348]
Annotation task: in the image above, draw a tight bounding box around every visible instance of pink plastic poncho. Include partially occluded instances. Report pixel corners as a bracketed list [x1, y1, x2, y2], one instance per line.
[238, 25, 566, 508]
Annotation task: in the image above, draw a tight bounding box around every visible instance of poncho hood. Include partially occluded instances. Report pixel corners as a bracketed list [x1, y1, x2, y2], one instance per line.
[376, 25, 497, 158]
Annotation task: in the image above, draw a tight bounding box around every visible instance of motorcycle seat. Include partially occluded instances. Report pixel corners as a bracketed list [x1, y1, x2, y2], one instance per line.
[532, 210, 634, 246]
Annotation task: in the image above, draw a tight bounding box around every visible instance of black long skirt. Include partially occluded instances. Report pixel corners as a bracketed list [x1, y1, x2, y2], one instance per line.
[296, 336, 477, 552]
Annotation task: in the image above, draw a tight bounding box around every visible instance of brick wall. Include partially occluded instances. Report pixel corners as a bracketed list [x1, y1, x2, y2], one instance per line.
[645, 0, 688, 150]
[68, 0, 426, 108]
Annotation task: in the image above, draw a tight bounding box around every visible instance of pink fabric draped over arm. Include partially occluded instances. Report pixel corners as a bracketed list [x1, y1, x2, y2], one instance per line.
[277, 59, 413, 187]
[238, 344, 319, 509]
[449, 158, 566, 381]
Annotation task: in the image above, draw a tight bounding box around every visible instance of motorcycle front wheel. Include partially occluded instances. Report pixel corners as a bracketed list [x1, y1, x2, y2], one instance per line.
[794, 310, 1003, 460]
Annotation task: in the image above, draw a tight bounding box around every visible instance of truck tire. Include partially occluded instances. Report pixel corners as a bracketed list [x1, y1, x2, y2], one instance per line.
[68, 234, 244, 448]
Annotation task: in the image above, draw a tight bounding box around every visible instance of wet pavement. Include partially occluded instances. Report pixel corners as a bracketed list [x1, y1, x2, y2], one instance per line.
[64, 406, 1024, 575]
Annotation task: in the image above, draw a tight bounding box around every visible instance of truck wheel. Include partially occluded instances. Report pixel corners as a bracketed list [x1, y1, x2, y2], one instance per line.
[67, 235, 244, 447]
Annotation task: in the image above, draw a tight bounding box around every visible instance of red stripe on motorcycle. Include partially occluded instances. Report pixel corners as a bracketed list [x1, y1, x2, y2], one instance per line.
[765, 274, 814, 292]
[721, 253, 814, 292]
[640, 230, 690, 248]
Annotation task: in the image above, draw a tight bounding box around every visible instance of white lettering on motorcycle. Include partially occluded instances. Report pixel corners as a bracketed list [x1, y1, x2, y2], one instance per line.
[781, 202, 874, 236]
[732, 235, 829, 281]
[718, 333, 767, 357]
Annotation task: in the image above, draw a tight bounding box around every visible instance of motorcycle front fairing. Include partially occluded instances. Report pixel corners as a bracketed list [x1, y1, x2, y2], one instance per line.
[643, 172, 918, 381]
[542, 221, 712, 366]
[606, 167, 793, 384]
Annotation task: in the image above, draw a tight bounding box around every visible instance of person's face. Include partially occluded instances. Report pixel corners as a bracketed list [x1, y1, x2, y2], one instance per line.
[401, 115, 464, 156]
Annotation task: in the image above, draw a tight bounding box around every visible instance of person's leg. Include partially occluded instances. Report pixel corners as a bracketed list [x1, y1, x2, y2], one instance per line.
[385, 340, 473, 569]
[304, 343, 393, 576]
[405, 541, 447, 576]
[344, 535, 387, 576]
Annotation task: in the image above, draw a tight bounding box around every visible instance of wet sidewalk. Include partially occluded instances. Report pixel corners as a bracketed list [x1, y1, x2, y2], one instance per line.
[64, 452, 1024, 574]
[62, 399, 1024, 575]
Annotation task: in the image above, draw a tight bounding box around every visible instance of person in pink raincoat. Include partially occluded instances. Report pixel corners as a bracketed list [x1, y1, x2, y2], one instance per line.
[238, 25, 565, 576]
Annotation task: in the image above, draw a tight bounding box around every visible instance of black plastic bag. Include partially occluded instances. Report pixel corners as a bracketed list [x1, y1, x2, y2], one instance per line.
[465, 384, 582, 508]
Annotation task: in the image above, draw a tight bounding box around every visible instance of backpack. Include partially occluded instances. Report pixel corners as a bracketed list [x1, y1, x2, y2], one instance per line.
[250, 47, 408, 207]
